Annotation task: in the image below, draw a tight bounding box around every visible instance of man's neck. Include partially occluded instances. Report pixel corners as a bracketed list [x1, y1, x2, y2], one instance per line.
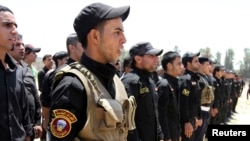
[0, 47, 7, 64]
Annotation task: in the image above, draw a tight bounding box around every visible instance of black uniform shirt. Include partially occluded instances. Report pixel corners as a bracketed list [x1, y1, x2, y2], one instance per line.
[179, 69, 201, 123]
[157, 73, 181, 140]
[122, 68, 163, 141]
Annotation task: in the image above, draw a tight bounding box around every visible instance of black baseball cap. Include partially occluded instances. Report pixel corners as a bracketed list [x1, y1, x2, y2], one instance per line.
[129, 42, 163, 58]
[74, 3, 130, 44]
[183, 51, 200, 58]
[214, 64, 225, 71]
[24, 44, 41, 53]
[198, 57, 209, 64]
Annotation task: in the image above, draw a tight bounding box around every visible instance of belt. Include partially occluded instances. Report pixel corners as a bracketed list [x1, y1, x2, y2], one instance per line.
[201, 106, 210, 111]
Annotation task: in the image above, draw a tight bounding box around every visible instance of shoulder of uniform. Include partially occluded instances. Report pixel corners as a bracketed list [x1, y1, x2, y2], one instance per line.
[122, 72, 140, 83]
[157, 78, 169, 87]
[179, 74, 191, 81]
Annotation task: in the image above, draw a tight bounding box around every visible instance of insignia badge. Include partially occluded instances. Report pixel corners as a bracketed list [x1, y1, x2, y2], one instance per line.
[182, 88, 190, 96]
[140, 87, 149, 94]
[50, 109, 77, 138]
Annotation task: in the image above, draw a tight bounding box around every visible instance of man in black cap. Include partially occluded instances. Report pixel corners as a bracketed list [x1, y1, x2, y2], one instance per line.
[194, 57, 214, 141]
[179, 51, 201, 141]
[23, 44, 42, 83]
[210, 65, 225, 124]
[48, 3, 134, 141]
[157, 51, 183, 141]
[0, 5, 33, 140]
[121, 41, 164, 141]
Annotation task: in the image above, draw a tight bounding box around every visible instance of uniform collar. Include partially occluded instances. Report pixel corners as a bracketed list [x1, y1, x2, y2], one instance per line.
[132, 67, 152, 78]
[81, 54, 117, 80]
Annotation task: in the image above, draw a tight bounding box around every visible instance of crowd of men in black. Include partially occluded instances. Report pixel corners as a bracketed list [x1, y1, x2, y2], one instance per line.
[0, 3, 247, 141]
[118, 48, 246, 141]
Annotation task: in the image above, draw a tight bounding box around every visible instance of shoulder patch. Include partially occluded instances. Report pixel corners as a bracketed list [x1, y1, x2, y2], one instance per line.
[182, 88, 190, 96]
[50, 109, 77, 138]
[140, 87, 149, 94]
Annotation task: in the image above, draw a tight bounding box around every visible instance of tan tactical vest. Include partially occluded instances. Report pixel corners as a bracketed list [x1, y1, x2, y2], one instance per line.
[200, 76, 215, 105]
[56, 63, 136, 141]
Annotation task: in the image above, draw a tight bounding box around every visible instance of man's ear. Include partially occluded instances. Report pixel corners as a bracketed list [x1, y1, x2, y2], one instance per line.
[135, 56, 142, 63]
[167, 63, 172, 70]
[88, 29, 100, 44]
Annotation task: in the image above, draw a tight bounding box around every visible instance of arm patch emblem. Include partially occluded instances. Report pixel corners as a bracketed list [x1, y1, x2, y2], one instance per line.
[182, 89, 190, 96]
[140, 87, 149, 94]
[50, 109, 77, 138]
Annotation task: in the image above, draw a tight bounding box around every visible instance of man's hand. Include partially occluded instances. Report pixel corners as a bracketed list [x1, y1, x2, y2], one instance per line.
[34, 125, 43, 138]
[184, 122, 194, 138]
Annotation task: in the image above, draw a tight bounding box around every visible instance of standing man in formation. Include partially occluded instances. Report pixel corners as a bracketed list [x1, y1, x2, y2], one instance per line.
[194, 57, 214, 141]
[157, 51, 183, 141]
[179, 52, 202, 141]
[48, 2, 135, 141]
[122, 42, 164, 141]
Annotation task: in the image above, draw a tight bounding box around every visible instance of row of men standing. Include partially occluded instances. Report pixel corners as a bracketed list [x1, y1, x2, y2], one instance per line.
[0, 2, 244, 141]
[119, 43, 244, 141]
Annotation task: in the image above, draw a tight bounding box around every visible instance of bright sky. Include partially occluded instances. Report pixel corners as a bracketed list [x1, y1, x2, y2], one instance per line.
[2, 0, 250, 68]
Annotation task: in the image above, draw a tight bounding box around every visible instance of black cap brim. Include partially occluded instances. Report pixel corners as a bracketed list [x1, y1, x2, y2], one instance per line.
[32, 48, 41, 52]
[105, 6, 130, 21]
[145, 48, 163, 56]
[193, 52, 200, 57]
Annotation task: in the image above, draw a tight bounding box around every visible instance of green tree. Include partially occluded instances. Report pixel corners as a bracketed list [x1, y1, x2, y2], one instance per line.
[239, 48, 250, 78]
[174, 45, 181, 53]
[224, 48, 234, 70]
[215, 51, 222, 65]
[199, 47, 213, 58]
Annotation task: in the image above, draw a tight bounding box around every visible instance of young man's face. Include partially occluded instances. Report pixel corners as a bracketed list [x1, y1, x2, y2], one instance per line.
[168, 57, 183, 77]
[139, 54, 159, 72]
[97, 17, 126, 64]
[188, 56, 200, 72]
[0, 11, 17, 51]
[8, 36, 24, 61]
[44, 56, 53, 68]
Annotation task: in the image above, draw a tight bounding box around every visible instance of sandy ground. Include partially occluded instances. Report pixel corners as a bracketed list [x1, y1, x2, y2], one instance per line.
[225, 85, 250, 125]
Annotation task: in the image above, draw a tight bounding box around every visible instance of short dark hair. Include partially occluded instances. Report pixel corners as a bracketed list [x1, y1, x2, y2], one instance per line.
[0, 5, 13, 14]
[161, 51, 181, 70]
[66, 33, 79, 53]
[42, 54, 52, 61]
[182, 57, 193, 68]
[122, 56, 132, 71]
[80, 19, 107, 49]
[66, 33, 78, 47]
